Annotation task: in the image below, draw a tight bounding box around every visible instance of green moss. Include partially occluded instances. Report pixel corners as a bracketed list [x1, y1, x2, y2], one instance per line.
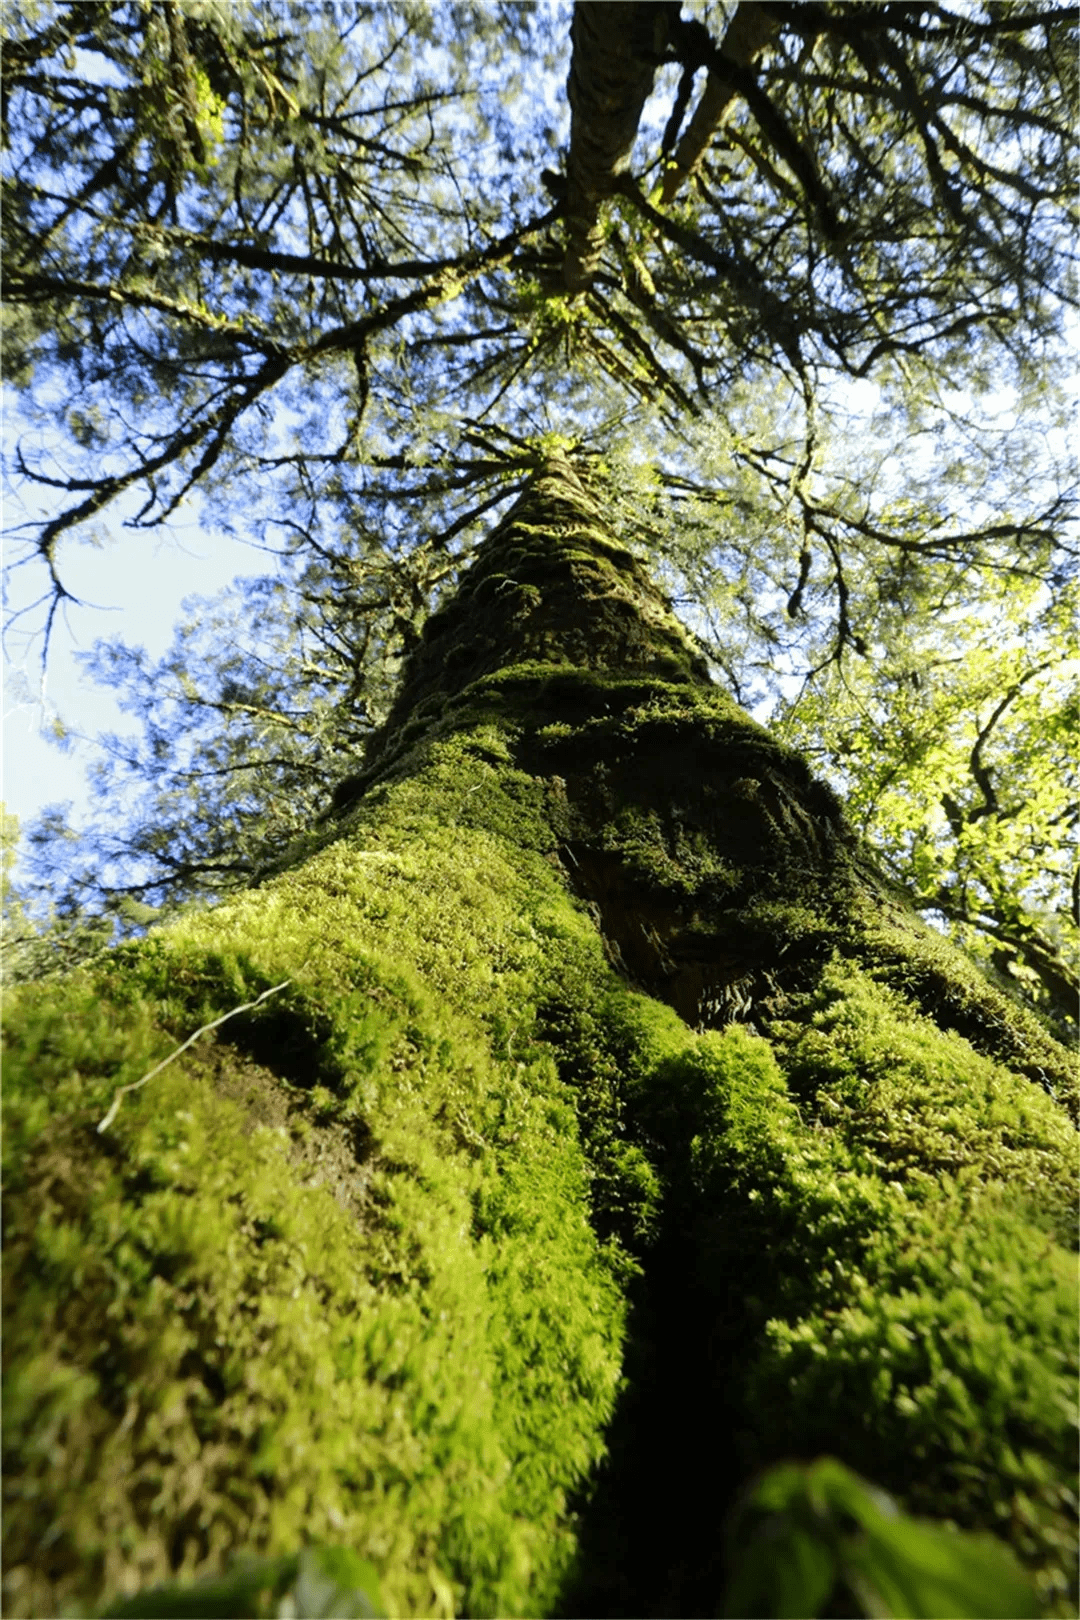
[599, 962, 1078, 1613]
[3, 746, 634, 1619]
[595, 806, 742, 898]
[851, 905, 1079, 1116]
[5, 654, 1077, 1618]
[770, 957, 1076, 1235]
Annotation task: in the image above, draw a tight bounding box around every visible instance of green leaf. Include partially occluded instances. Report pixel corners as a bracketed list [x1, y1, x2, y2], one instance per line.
[722, 1458, 1040, 1619]
[99, 1547, 386, 1619]
[284, 1547, 386, 1618]
[99, 1557, 295, 1618]
[846, 1517, 1041, 1620]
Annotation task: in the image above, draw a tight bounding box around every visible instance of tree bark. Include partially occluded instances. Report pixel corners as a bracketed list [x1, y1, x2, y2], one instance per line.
[561, 2, 782, 293]
[659, 4, 782, 204]
[3, 459, 1077, 1617]
[563, 3, 675, 294]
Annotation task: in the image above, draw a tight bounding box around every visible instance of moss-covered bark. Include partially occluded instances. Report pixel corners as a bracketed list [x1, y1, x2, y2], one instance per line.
[4, 459, 1076, 1617]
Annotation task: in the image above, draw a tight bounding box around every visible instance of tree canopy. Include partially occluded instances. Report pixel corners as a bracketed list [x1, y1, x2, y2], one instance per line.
[3, 0, 1077, 1028]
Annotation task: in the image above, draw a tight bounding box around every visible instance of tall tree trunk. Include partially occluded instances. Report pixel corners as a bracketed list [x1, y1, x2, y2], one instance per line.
[564, 3, 675, 294]
[3, 460, 1076, 1618]
[561, 2, 782, 291]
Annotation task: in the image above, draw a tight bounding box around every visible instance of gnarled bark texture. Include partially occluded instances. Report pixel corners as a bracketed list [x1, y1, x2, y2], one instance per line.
[3, 459, 1077, 1618]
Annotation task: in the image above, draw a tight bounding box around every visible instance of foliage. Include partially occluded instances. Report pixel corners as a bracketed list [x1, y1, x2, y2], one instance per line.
[16, 559, 398, 915]
[778, 589, 1079, 1038]
[3, 0, 564, 610]
[100, 1545, 385, 1619]
[3, 0, 1074, 660]
[567, 1, 1075, 375]
[721, 1456, 1039, 1619]
[2, 805, 115, 980]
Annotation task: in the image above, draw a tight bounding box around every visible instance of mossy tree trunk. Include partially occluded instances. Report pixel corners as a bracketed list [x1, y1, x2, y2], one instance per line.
[4, 459, 1076, 1618]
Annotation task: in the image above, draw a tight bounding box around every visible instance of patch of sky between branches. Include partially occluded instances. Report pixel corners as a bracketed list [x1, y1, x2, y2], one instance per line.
[3, 476, 256, 829]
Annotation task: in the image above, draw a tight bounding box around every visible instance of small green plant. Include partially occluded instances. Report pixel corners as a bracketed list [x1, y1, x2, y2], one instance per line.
[722, 1457, 1040, 1619]
[100, 1545, 384, 1618]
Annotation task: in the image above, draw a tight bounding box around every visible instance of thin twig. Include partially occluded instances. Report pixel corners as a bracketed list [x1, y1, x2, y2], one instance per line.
[96, 980, 292, 1133]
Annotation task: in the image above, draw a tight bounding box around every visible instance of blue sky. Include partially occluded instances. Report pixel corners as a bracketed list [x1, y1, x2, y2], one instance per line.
[3, 461, 257, 831]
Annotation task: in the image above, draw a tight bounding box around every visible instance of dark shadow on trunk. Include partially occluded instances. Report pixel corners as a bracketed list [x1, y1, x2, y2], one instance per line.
[556, 1228, 752, 1618]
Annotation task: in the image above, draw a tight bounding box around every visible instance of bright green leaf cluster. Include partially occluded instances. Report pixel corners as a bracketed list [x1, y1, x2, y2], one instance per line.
[722, 1456, 1039, 1619]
